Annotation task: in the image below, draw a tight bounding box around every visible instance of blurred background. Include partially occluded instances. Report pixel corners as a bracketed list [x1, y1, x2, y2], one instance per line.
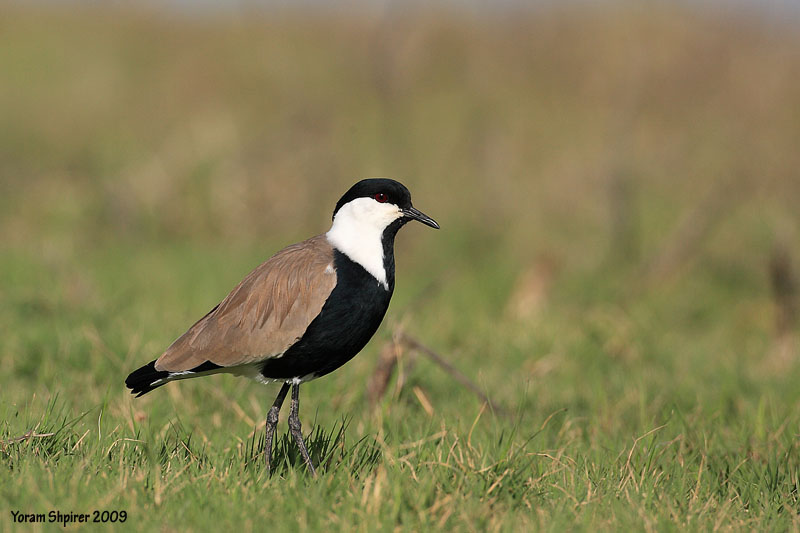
[2, 0, 800, 452]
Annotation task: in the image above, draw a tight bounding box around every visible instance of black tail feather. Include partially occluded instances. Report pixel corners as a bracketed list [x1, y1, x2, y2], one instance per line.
[125, 360, 169, 397]
[126, 360, 225, 397]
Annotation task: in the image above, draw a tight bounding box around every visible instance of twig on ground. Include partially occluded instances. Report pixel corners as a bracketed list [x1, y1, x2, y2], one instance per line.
[0, 430, 56, 449]
[366, 328, 508, 416]
[397, 333, 508, 416]
[367, 338, 405, 408]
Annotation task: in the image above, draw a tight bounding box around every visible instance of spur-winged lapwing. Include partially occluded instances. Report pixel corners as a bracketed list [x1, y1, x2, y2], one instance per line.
[125, 178, 439, 474]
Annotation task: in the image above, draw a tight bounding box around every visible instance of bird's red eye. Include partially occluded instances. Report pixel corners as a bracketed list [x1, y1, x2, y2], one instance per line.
[374, 193, 388, 203]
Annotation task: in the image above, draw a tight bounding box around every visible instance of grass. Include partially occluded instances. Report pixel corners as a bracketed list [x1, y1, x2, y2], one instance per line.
[2, 2, 800, 531]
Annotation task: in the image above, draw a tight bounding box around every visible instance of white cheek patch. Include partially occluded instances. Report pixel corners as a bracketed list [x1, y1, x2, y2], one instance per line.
[326, 197, 402, 289]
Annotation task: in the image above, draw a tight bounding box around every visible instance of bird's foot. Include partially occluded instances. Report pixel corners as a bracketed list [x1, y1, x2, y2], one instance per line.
[289, 384, 317, 476]
[288, 415, 317, 476]
[264, 405, 281, 471]
[264, 382, 291, 473]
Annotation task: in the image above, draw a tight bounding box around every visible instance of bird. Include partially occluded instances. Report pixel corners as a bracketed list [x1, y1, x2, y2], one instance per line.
[125, 178, 439, 475]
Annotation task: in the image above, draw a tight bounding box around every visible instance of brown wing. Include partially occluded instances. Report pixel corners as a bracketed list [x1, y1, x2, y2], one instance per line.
[154, 235, 336, 372]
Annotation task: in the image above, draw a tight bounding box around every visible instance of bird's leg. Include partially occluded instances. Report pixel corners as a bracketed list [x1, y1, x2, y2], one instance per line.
[264, 382, 291, 472]
[288, 383, 317, 476]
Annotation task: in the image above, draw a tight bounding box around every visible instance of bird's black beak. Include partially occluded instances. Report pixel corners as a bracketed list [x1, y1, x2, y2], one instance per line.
[402, 206, 440, 229]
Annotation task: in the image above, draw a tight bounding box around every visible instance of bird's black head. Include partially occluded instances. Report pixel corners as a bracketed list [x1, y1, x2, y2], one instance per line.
[332, 178, 439, 229]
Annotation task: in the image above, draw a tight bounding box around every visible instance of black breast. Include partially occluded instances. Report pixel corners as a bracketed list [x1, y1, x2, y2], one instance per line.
[260, 249, 394, 381]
